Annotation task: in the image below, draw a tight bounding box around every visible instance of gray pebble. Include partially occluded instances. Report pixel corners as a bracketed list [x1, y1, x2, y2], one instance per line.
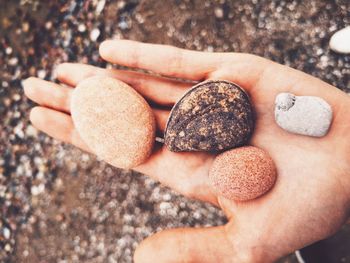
[274, 93, 333, 137]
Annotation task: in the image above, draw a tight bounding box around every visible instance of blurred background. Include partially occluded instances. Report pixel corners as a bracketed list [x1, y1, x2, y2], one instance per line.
[0, 0, 349, 262]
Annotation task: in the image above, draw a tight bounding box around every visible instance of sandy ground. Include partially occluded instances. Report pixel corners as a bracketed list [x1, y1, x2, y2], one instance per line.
[0, 0, 349, 262]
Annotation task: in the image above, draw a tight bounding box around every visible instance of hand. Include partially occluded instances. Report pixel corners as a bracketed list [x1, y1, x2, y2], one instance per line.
[23, 40, 350, 262]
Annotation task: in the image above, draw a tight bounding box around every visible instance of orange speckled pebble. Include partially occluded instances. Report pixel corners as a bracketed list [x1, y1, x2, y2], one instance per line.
[209, 146, 277, 201]
[71, 76, 156, 169]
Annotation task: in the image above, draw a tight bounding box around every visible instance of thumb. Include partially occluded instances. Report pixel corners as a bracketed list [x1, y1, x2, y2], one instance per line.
[134, 226, 237, 263]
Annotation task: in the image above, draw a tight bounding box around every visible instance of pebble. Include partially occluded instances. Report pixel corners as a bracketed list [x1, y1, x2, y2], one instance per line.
[89, 28, 100, 41]
[118, 19, 130, 30]
[214, 7, 224, 19]
[165, 80, 254, 152]
[25, 125, 38, 137]
[8, 57, 18, 66]
[37, 69, 46, 79]
[329, 26, 350, 54]
[95, 0, 106, 15]
[4, 244, 11, 252]
[274, 93, 332, 137]
[209, 146, 277, 201]
[5, 47, 12, 55]
[3, 227, 11, 239]
[71, 76, 156, 169]
[78, 24, 87, 33]
[31, 184, 45, 196]
[45, 21, 52, 30]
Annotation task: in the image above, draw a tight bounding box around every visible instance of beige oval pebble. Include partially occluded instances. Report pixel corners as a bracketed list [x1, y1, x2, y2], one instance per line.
[71, 76, 156, 169]
[209, 146, 277, 201]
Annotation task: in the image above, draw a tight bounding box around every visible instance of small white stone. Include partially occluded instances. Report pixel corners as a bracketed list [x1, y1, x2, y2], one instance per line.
[78, 24, 86, 33]
[117, 1, 126, 9]
[118, 20, 129, 30]
[329, 26, 350, 54]
[275, 93, 332, 137]
[45, 21, 52, 30]
[4, 244, 11, 252]
[95, 0, 106, 15]
[37, 69, 46, 79]
[8, 57, 18, 66]
[5, 47, 12, 55]
[14, 123, 24, 138]
[3, 227, 11, 239]
[31, 186, 39, 196]
[2, 81, 9, 88]
[12, 93, 21, 101]
[26, 124, 38, 137]
[31, 184, 45, 196]
[90, 28, 100, 41]
[214, 7, 224, 18]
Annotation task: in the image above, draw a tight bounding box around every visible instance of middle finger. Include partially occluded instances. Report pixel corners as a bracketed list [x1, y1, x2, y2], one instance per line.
[56, 63, 192, 106]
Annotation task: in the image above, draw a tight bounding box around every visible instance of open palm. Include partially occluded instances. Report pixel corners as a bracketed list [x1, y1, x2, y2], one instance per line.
[24, 40, 350, 262]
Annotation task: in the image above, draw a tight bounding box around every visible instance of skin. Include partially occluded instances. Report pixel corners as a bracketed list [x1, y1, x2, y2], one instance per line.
[23, 40, 350, 262]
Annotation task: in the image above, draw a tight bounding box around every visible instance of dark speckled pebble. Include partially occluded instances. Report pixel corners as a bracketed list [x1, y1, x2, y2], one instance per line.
[164, 80, 254, 152]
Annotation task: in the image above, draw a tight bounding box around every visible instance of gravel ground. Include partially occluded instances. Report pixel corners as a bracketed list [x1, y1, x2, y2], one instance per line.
[0, 0, 349, 262]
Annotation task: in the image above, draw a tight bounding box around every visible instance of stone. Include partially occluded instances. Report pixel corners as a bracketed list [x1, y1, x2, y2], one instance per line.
[275, 92, 332, 137]
[90, 28, 100, 41]
[209, 146, 277, 201]
[71, 76, 156, 169]
[329, 26, 350, 54]
[164, 80, 254, 152]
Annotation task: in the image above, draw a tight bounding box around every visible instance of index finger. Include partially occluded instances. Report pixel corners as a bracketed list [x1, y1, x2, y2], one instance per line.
[99, 40, 223, 80]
